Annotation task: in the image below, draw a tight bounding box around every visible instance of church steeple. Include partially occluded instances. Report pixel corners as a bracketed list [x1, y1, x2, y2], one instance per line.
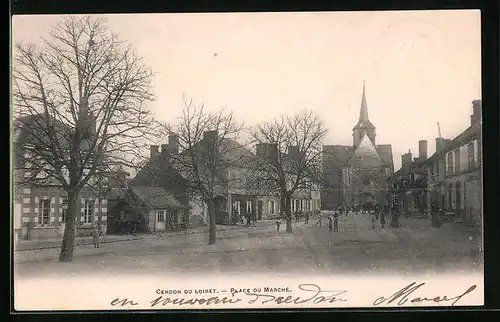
[359, 80, 369, 124]
[353, 81, 376, 147]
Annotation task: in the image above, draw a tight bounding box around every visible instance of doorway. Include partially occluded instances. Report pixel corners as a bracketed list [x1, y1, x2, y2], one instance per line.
[257, 200, 263, 220]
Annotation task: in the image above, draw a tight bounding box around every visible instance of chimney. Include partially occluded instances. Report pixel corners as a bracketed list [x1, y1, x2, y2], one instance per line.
[203, 130, 218, 156]
[203, 130, 218, 144]
[471, 99, 482, 125]
[435, 138, 445, 152]
[150, 145, 159, 158]
[167, 134, 179, 155]
[257, 143, 279, 161]
[160, 144, 169, 155]
[401, 150, 412, 167]
[418, 140, 428, 160]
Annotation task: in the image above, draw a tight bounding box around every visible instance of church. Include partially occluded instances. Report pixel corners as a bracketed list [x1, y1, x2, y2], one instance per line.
[322, 83, 394, 210]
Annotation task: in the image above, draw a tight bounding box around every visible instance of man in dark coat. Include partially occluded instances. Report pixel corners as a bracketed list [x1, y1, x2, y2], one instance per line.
[333, 211, 339, 232]
[380, 206, 387, 228]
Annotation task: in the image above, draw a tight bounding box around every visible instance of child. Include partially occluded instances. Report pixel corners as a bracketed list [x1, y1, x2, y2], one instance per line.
[92, 225, 101, 248]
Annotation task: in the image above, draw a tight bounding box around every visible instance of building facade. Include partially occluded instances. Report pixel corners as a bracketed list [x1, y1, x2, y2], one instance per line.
[13, 114, 108, 242]
[424, 99, 482, 226]
[390, 141, 430, 215]
[322, 83, 394, 210]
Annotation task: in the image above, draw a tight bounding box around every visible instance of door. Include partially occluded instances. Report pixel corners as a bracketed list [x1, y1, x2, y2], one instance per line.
[257, 200, 263, 220]
[155, 210, 166, 231]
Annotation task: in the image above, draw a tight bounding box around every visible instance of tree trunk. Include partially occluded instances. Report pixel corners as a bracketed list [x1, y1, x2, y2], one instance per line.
[207, 199, 217, 245]
[281, 193, 292, 233]
[59, 189, 79, 262]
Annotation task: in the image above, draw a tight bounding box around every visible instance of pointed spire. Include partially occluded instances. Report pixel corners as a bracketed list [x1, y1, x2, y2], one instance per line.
[359, 81, 369, 123]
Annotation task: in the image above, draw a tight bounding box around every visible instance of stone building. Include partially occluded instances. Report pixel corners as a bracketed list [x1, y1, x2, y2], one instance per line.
[423, 99, 482, 226]
[390, 142, 431, 215]
[322, 83, 394, 210]
[12, 113, 108, 243]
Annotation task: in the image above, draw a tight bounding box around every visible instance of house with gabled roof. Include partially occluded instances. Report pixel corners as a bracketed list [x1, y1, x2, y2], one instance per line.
[12, 113, 108, 242]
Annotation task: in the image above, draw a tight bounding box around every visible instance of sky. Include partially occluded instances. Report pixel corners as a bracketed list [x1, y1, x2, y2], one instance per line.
[11, 10, 481, 171]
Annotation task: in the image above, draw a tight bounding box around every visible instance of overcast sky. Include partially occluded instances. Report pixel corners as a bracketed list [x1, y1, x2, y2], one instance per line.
[12, 10, 481, 171]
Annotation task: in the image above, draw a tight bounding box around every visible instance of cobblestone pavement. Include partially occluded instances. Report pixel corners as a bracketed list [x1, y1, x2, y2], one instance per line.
[14, 214, 482, 278]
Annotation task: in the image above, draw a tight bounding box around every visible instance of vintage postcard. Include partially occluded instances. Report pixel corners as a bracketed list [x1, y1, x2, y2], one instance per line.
[11, 10, 483, 311]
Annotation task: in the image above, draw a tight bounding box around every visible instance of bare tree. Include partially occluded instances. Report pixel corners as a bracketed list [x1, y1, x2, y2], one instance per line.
[246, 110, 328, 233]
[166, 95, 245, 244]
[12, 16, 161, 262]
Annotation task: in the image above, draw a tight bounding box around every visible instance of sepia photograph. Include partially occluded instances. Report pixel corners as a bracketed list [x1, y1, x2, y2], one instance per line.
[11, 10, 483, 310]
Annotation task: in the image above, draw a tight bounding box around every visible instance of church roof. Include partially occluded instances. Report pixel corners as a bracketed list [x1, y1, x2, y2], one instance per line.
[349, 133, 384, 168]
[375, 144, 394, 170]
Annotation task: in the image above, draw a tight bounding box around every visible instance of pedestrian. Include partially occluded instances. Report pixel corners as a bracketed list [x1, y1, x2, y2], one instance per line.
[328, 215, 333, 233]
[246, 212, 251, 227]
[381, 207, 386, 228]
[295, 211, 300, 224]
[305, 211, 310, 224]
[92, 225, 101, 248]
[315, 212, 323, 227]
[371, 213, 376, 229]
[334, 211, 339, 232]
[276, 218, 281, 232]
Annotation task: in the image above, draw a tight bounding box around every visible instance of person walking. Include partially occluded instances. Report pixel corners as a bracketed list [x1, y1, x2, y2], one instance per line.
[380, 206, 387, 228]
[246, 212, 251, 227]
[333, 211, 339, 232]
[92, 225, 101, 248]
[295, 211, 300, 224]
[328, 215, 333, 233]
[305, 211, 310, 224]
[315, 212, 323, 227]
[276, 218, 281, 232]
[371, 213, 376, 229]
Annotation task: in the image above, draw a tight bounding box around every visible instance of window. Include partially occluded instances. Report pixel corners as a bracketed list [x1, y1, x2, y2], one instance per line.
[467, 141, 475, 170]
[156, 210, 165, 223]
[83, 200, 94, 224]
[246, 201, 253, 213]
[38, 200, 51, 226]
[447, 153, 454, 176]
[454, 149, 460, 175]
[473, 140, 479, 166]
[233, 201, 241, 215]
[269, 200, 275, 214]
[60, 198, 68, 223]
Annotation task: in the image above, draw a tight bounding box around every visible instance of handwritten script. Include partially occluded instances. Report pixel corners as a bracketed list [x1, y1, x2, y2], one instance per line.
[373, 282, 477, 306]
[109, 282, 477, 308]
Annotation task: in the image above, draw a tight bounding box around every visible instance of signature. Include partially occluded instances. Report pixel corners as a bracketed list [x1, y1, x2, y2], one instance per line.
[373, 282, 477, 306]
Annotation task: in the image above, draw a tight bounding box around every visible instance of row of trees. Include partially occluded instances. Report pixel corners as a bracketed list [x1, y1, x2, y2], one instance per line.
[12, 16, 327, 262]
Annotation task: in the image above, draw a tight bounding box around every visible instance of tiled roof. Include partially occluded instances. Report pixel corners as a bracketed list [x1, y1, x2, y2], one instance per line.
[131, 186, 185, 209]
[108, 188, 128, 200]
[13, 114, 71, 147]
[323, 145, 354, 167]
